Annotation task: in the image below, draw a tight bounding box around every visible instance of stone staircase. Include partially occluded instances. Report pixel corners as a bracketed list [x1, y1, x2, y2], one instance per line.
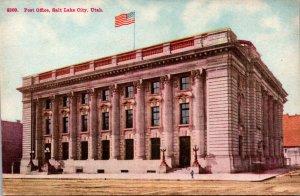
[169, 167, 192, 174]
[28, 159, 64, 175]
[29, 171, 48, 175]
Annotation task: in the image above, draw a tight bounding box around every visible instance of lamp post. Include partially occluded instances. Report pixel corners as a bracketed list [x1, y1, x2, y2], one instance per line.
[28, 150, 37, 171]
[160, 148, 170, 168]
[192, 145, 200, 167]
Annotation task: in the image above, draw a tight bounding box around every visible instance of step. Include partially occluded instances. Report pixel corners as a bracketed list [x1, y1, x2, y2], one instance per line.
[29, 171, 48, 175]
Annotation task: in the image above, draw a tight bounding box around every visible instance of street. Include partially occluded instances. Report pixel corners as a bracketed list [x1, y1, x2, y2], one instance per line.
[3, 172, 300, 195]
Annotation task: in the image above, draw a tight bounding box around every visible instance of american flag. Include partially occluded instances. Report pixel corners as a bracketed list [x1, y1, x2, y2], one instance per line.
[115, 12, 135, 27]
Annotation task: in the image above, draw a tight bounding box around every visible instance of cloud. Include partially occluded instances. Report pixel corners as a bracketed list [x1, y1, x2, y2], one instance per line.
[139, 4, 161, 22]
[0, 13, 81, 121]
[233, 0, 268, 13]
[40, 0, 105, 26]
[181, 0, 269, 34]
[294, 15, 299, 29]
[118, 1, 162, 23]
[260, 16, 281, 31]
[182, 0, 222, 33]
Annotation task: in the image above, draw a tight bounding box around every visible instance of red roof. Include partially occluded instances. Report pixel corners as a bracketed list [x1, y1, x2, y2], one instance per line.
[283, 114, 300, 147]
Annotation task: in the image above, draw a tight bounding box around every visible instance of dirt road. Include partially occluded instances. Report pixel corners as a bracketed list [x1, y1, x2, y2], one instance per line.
[3, 173, 300, 195]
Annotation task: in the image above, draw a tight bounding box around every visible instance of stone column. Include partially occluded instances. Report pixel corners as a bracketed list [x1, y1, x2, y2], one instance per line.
[88, 90, 97, 159]
[51, 96, 59, 160]
[262, 91, 269, 159]
[191, 70, 205, 158]
[273, 101, 280, 166]
[161, 75, 173, 158]
[69, 93, 77, 159]
[268, 96, 274, 162]
[111, 85, 120, 159]
[134, 80, 145, 159]
[278, 103, 284, 166]
[35, 99, 43, 161]
[273, 101, 277, 158]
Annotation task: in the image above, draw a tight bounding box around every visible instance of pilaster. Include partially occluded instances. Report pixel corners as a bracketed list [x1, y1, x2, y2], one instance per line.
[262, 91, 269, 159]
[268, 95, 274, 162]
[110, 85, 120, 159]
[88, 89, 97, 159]
[191, 69, 205, 158]
[50, 95, 59, 160]
[35, 99, 43, 161]
[161, 75, 173, 158]
[134, 80, 145, 159]
[69, 93, 77, 159]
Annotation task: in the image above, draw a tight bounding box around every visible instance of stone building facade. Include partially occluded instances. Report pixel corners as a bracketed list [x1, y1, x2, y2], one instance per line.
[18, 28, 287, 174]
[2, 120, 23, 173]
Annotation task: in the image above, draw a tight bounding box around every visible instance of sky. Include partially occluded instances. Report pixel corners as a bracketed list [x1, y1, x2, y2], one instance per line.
[0, 0, 299, 122]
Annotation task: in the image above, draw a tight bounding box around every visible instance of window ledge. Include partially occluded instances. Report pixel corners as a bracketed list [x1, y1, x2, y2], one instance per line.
[178, 124, 191, 127]
[123, 128, 133, 131]
[61, 133, 69, 135]
[177, 89, 191, 93]
[123, 97, 134, 100]
[100, 130, 111, 133]
[149, 126, 161, 129]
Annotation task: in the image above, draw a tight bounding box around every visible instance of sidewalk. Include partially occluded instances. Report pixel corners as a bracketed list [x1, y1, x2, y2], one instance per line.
[3, 168, 292, 182]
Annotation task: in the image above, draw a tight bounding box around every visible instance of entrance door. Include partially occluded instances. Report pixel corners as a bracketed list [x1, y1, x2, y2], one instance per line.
[81, 141, 88, 160]
[179, 136, 191, 168]
[102, 140, 110, 160]
[62, 142, 69, 160]
[125, 139, 134, 160]
[151, 138, 160, 160]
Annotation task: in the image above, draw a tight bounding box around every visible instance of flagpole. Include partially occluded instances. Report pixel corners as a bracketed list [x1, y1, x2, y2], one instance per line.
[133, 11, 136, 50]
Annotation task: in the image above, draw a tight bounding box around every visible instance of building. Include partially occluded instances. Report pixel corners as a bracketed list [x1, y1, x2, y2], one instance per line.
[17, 28, 287, 174]
[1, 120, 23, 173]
[283, 114, 300, 166]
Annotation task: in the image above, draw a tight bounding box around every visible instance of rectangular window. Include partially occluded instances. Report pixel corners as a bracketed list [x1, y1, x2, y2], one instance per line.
[125, 139, 134, 160]
[102, 89, 110, 101]
[45, 99, 52, 110]
[45, 118, 51, 135]
[125, 86, 134, 98]
[62, 142, 69, 160]
[82, 93, 88, 104]
[81, 115, 88, 132]
[102, 140, 110, 160]
[63, 117, 69, 133]
[180, 103, 189, 124]
[151, 106, 160, 126]
[126, 109, 133, 128]
[102, 112, 109, 130]
[151, 81, 160, 94]
[151, 138, 160, 160]
[81, 141, 88, 160]
[180, 76, 189, 90]
[63, 96, 69, 107]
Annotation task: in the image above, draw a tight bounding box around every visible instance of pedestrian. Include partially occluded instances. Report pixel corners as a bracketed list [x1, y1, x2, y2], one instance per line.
[190, 170, 194, 179]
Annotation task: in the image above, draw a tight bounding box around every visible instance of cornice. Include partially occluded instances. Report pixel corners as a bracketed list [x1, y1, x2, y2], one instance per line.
[18, 43, 232, 94]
